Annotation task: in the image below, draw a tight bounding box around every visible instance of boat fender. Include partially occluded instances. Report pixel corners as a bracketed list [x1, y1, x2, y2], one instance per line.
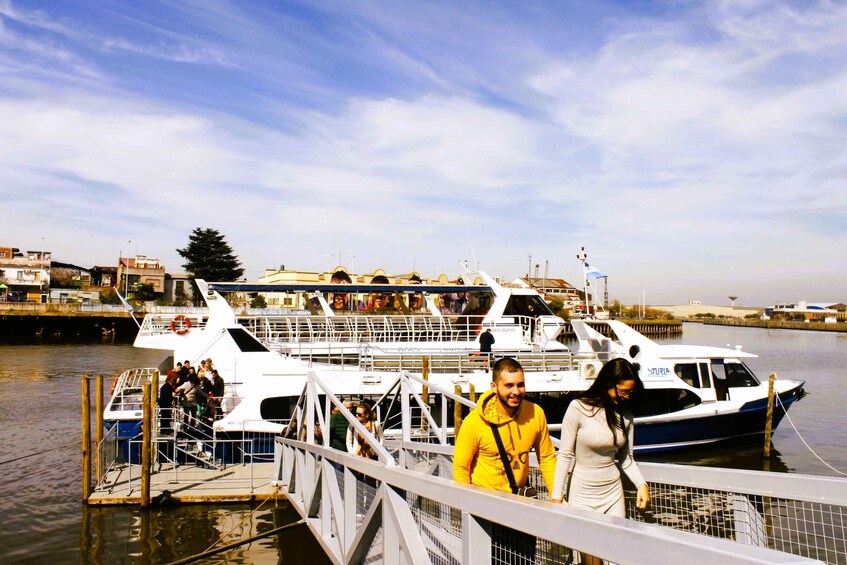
[580, 360, 602, 380]
[170, 315, 191, 335]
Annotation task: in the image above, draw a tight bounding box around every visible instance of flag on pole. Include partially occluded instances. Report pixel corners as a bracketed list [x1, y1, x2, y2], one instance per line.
[585, 262, 607, 279]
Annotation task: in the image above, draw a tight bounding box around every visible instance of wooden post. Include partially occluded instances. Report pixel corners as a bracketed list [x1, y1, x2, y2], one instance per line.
[469, 383, 476, 404]
[454, 385, 463, 439]
[95, 374, 104, 483]
[763, 373, 776, 458]
[81, 374, 91, 502]
[421, 356, 429, 435]
[141, 381, 151, 508]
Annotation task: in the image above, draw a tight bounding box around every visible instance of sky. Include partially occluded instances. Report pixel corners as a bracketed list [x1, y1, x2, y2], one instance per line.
[1, 0, 845, 307]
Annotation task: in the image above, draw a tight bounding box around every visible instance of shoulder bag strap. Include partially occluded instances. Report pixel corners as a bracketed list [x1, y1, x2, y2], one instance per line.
[490, 423, 519, 494]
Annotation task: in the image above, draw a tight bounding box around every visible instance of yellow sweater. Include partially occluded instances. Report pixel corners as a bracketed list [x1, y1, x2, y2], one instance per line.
[453, 389, 557, 494]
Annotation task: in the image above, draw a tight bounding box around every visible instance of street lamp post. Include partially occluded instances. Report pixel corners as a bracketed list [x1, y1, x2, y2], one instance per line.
[40, 236, 45, 303]
[125, 240, 132, 297]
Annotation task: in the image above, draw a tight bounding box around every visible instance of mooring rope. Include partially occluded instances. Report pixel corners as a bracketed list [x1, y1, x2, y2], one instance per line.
[776, 388, 847, 477]
[0, 440, 78, 466]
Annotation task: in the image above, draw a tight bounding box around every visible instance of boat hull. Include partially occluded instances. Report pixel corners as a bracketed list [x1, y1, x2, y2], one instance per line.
[632, 382, 805, 453]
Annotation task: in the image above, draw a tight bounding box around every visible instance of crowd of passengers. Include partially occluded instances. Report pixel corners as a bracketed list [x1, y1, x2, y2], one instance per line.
[157, 358, 225, 436]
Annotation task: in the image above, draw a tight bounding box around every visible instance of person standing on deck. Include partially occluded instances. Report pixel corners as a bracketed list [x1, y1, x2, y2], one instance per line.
[453, 358, 557, 563]
[158, 370, 177, 432]
[479, 328, 495, 355]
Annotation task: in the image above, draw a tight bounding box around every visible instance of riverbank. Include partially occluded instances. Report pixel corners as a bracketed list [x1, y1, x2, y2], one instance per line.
[694, 318, 847, 333]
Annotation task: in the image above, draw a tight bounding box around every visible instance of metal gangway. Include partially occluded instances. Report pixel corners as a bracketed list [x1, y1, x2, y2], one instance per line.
[275, 370, 847, 564]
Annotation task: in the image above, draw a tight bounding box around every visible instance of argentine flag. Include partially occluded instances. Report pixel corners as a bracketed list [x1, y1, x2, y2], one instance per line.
[585, 262, 607, 279]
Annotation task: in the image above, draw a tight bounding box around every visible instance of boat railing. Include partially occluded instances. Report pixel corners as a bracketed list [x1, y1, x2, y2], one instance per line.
[274, 369, 830, 564]
[108, 368, 160, 412]
[138, 312, 209, 336]
[360, 348, 576, 373]
[238, 314, 542, 346]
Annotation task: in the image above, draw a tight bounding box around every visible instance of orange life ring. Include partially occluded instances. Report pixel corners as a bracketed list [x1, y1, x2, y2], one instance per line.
[170, 315, 191, 335]
[110, 376, 119, 396]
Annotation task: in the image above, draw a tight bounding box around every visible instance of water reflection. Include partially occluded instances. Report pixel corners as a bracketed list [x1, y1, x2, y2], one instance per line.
[79, 503, 284, 564]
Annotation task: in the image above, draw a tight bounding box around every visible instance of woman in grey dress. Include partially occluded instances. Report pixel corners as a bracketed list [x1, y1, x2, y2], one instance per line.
[551, 358, 650, 565]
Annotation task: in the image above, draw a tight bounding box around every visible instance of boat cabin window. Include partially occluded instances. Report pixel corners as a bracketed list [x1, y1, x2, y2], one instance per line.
[633, 389, 702, 417]
[503, 295, 555, 317]
[260, 396, 293, 421]
[674, 363, 700, 388]
[712, 360, 760, 388]
[699, 362, 712, 388]
[226, 328, 270, 352]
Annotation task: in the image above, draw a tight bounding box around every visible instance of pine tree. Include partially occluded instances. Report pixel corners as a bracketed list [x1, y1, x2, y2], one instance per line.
[177, 228, 244, 282]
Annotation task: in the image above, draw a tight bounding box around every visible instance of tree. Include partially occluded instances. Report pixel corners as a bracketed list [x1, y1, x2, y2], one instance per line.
[177, 228, 244, 283]
[250, 294, 267, 309]
[133, 283, 156, 302]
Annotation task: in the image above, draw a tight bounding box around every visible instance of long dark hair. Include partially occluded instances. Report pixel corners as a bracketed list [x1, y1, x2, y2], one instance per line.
[578, 358, 644, 446]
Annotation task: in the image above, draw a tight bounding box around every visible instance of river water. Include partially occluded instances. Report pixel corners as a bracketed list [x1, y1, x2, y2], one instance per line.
[0, 323, 844, 563]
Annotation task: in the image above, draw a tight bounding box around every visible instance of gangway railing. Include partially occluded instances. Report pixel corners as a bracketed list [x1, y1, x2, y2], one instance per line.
[275, 369, 837, 564]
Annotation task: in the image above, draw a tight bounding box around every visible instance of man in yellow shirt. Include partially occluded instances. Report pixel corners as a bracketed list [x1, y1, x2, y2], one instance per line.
[453, 357, 557, 562]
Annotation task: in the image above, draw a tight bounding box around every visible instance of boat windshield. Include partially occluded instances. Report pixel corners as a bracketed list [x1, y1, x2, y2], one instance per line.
[503, 294, 555, 317]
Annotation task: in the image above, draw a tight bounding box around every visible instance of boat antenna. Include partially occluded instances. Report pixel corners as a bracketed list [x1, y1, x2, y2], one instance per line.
[465, 225, 479, 270]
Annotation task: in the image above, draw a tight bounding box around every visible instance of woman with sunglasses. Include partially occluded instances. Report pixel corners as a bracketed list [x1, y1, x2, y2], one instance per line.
[346, 403, 382, 459]
[551, 358, 650, 565]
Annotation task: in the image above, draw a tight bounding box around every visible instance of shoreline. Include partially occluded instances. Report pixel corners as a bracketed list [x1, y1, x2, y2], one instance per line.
[689, 318, 847, 333]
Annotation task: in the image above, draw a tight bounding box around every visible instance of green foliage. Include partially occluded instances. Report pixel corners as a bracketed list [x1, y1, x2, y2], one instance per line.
[177, 227, 244, 283]
[250, 294, 267, 309]
[744, 313, 760, 319]
[172, 285, 188, 306]
[133, 283, 156, 302]
[99, 287, 122, 305]
[545, 297, 564, 313]
[694, 312, 716, 319]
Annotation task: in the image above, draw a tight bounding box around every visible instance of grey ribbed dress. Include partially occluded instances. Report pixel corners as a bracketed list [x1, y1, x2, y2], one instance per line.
[550, 399, 645, 517]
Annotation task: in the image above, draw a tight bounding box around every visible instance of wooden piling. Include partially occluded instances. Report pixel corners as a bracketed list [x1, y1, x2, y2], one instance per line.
[454, 385, 463, 439]
[140, 381, 151, 508]
[95, 374, 104, 482]
[763, 373, 776, 458]
[82, 374, 91, 502]
[469, 383, 476, 404]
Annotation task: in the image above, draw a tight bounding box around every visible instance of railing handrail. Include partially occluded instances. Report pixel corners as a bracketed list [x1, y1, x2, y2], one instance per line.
[277, 437, 819, 564]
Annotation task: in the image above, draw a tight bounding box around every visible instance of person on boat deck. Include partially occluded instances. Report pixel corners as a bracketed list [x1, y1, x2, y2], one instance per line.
[551, 357, 650, 565]
[453, 357, 557, 564]
[176, 372, 201, 424]
[479, 328, 495, 355]
[158, 370, 178, 432]
[177, 360, 190, 386]
[332, 293, 348, 311]
[211, 369, 225, 419]
[346, 403, 382, 459]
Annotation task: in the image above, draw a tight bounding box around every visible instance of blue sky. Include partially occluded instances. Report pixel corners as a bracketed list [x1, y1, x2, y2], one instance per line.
[1, 0, 845, 306]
